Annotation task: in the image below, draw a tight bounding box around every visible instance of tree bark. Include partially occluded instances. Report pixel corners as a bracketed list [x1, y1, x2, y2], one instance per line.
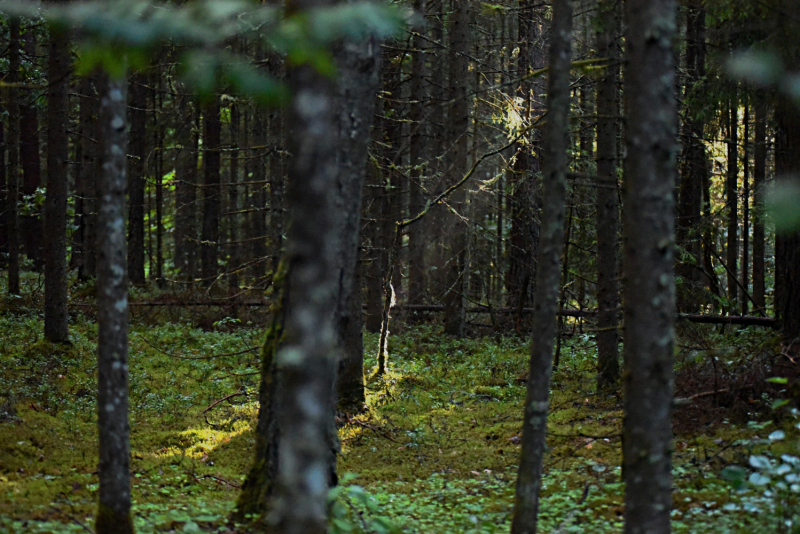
[174, 87, 198, 282]
[752, 94, 767, 312]
[741, 103, 750, 316]
[622, 0, 678, 532]
[676, 0, 706, 312]
[594, 0, 620, 391]
[333, 35, 381, 412]
[6, 18, 21, 295]
[726, 92, 739, 306]
[127, 73, 147, 285]
[201, 97, 222, 285]
[442, 0, 471, 337]
[21, 28, 43, 268]
[506, 0, 544, 332]
[78, 74, 99, 280]
[407, 0, 429, 311]
[44, 21, 71, 343]
[229, 102, 241, 292]
[94, 72, 134, 534]
[511, 1, 572, 531]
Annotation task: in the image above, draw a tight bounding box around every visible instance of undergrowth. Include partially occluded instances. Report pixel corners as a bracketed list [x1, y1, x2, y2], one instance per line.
[0, 299, 798, 533]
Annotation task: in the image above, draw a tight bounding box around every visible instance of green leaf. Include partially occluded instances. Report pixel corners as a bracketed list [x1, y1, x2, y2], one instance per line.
[772, 399, 790, 410]
[767, 377, 789, 384]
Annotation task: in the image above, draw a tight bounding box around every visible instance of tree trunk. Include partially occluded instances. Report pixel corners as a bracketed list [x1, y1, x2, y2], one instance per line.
[741, 103, 750, 315]
[250, 104, 268, 283]
[506, 0, 544, 333]
[44, 21, 71, 344]
[622, 0, 678, 532]
[21, 28, 43, 268]
[511, 1, 572, 531]
[407, 0, 428, 311]
[78, 74, 99, 280]
[333, 35, 381, 412]
[726, 92, 739, 306]
[174, 88, 198, 282]
[443, 0, 471, 337]
[269, 50, 286, 277]
[6, 18, 21, 295]
[127, 73, 147, 285]
[595, 0, 620, 391]
[153, 73, 165, 288]
[229, 102, 241, 292]
[201, 97, 222, 285]
[94, 72, 134, 534]
[774, 69, 800, 340]
[676, 0, 706, 312]
[752, 94, 767, 312]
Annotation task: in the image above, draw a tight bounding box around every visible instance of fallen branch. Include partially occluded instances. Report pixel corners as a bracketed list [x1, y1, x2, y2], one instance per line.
[203, 391, 248, 414]
[673, 389, 730, 407]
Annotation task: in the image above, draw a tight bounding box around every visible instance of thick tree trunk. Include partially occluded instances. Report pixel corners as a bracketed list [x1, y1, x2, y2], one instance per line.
[6, 18, 21, 294]
[21, 29, 43, 268]
[201, 97, 222, 285]
[127, 74, 147, 285]
[622, 1, 678, 533]
[506, 0, 544, 332]
[752, 95, 767, 312]
[726, 93, 739, 305]
[44, 22, 71, 344]
[94, 73, 134, 534]
[774, 87, 800, 341]
[511, 2, 572, 531]
[595, 0, 620, 391]
[333, 36, 381, 412]
[443, 0, 471, 337]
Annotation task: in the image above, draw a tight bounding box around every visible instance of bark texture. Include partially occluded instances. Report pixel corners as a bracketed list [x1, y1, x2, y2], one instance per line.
[7, 18, 21, 295]
[201, 97, 222, 285]
[752, 95, 767, 312]
[443, 0, 471, 337]
[511, 1, 572, 532]
[127, 74, 147, 285]
[95, 73, 134, 534]
[333, 35, 381, 412]
[594, 0, 620, 391]
[44, 22, 71, 343]
[726, 93, 739, 305]
[622, 0, 678, 532]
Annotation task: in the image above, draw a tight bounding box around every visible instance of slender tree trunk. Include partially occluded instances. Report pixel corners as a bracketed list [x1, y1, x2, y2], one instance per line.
[127, 74, 147, 285]
[676, 0, 706, 312]
[174, 88, 198, 282]
[21, 29, 43, 269]
[229, 102, 241, 292]
[153, 74, 164, 288]
[269, 50, 286, 277]
[752, 94, 767, 312]
[78, 74, 99, 280]
[622, 0, 678, 532]
[741, 103, 750, 315]
[6, 18, 21, 295]
[44, 21, 71, 343]
[511, 2, 572, 531]
[726, 92, 739, 306]
[595, 0, 620, 391]
[443, 0, 471, 337]
[250, 104, 268, 283]
[407, 0, 428, 311]
[94, 72, 134, 534]
[201, 97, 222, 285]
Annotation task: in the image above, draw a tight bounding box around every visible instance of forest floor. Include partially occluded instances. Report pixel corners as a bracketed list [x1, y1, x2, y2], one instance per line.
[1, 287, 799, 533]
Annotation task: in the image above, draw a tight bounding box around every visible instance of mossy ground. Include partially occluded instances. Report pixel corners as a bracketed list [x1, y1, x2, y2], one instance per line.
[1, 289, 798, 533]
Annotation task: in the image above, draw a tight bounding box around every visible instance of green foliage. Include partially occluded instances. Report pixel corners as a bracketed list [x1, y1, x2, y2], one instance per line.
[0, 0, 405, 99]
